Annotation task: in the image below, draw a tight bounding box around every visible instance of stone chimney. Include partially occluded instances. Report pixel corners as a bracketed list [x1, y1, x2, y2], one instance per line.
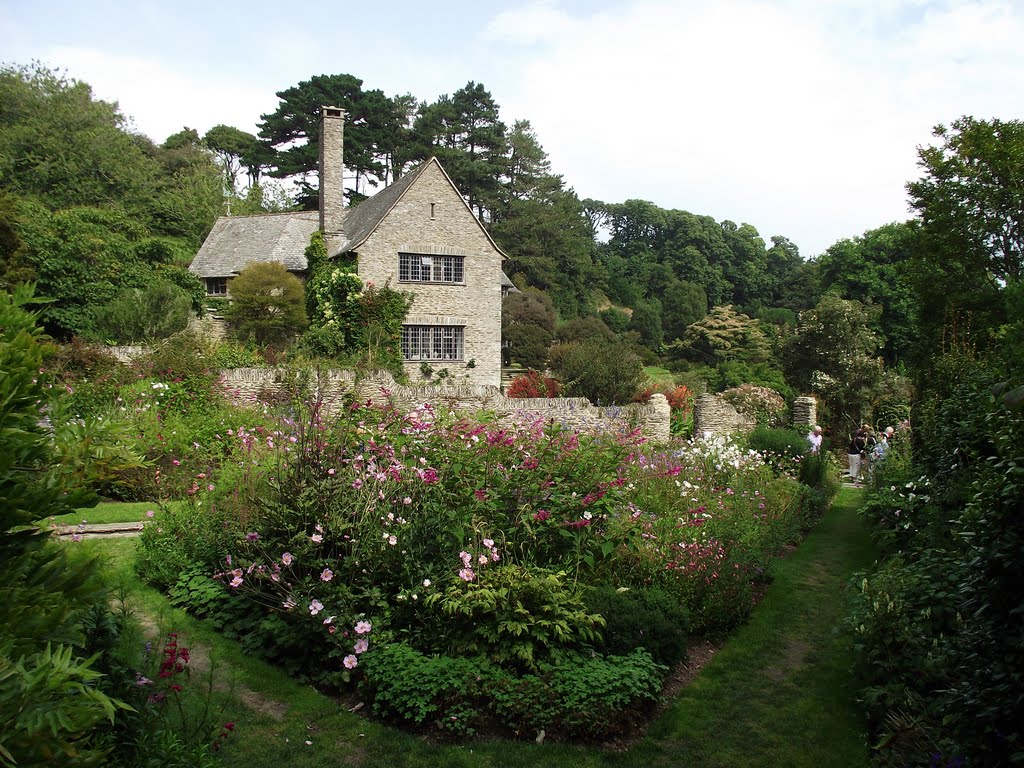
[319, 105, 346, 252]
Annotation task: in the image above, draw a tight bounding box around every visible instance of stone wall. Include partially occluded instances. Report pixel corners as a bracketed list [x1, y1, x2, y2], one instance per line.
[219, 368, 671, 442]
[792, 396, 817, 428]
[220, 368, 356, 407]
[692, 393, 756, 437]
[693, 393, 819, 438]
[106, 345, 150, 363]
[356, 161, 504, 389]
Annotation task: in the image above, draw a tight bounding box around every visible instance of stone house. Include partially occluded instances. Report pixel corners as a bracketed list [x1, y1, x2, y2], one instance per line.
[189, 106, 513, 388]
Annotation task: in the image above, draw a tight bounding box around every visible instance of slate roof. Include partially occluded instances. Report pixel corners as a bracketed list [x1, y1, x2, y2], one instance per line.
[190, 210, 319, 279]
[189, 157, 511, 279]
[331, 161, 430, 256]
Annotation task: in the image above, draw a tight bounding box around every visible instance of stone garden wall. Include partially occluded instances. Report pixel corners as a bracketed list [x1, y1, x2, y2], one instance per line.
[219, 368, 672, 442]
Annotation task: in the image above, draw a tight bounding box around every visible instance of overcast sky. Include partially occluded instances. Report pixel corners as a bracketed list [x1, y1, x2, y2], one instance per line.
[2, 0, 1022, 257]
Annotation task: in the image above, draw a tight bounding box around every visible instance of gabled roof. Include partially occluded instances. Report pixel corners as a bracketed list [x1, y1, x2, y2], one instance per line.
[189, 210, 319, 279]
[332, 157, 509, 260]
[189, 157, 509, 279]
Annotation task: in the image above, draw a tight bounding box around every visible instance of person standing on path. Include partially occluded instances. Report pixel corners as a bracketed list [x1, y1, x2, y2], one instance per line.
[847, 426, 869, 484]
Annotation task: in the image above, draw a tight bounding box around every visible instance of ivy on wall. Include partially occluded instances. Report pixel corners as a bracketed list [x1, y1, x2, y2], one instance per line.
[303, 231, 412, 374]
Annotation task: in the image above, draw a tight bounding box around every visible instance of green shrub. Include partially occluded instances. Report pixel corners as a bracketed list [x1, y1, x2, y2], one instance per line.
[423, 565, 605, 672]
[747, 426, 807, 476]
[361, 642, 666, 739]
[583, 584, 689, 667]
[557, 339, 645, 405]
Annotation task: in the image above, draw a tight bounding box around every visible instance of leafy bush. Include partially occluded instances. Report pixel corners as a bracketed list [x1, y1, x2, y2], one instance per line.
[720, 384, 786, 427]
[747, 426, 807, 476]
[558, 339, 645, 405]
[92, 280, 193, 343]
[361, 642, 666, 739]
[223, 262, 307, 348]
[424, 565, 604, 672]
[584, 584, 689, 667]
[506, 369, 561, 398]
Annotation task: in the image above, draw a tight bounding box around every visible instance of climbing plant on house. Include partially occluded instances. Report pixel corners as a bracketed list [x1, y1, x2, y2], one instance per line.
[303, 231, 412, 374]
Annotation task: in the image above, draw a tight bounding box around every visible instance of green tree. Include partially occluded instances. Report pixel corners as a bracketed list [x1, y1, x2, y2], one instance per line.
[258, 73, 405, 207]
[817, 222, 918, 366]
[224, 262, 308, 347]
[414, 82, 506, 221]
[782, 294, 887, 430]
[0, 286, 128, 766]
[627, 298, 664, 351]
[661, 279, 708, 342]
[906, 116, 1024, 355]
[502, 288, 556, 369]
[204, 124, 260, 191]
[672, 305, 771, 365]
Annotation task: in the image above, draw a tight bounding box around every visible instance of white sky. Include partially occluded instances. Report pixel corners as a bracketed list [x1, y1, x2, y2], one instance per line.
[2, 0, 1022, 257]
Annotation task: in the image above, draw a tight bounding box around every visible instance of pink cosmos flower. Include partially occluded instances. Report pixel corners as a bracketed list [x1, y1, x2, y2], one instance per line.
[311, 533, 323, 544]
[281, 552, 294, 566]
[343, 655, 358, 669]
[482, 538, 494, 548]
[309, 599, 324, 616]
[354, 620, 372, 635]
[353, 638, 369, 654]
[230, 575, 243, 588]
[478, 554, 489, 565]
[459, 551, 472, 567]
[320, 568, 334, 582]
[459, 568, 476, 582]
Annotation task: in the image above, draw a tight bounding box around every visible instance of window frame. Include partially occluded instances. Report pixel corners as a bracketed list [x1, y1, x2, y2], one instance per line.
[398, 253, 465, 284]
[401, 325, 465, 362]
[206, 277, 228, 295]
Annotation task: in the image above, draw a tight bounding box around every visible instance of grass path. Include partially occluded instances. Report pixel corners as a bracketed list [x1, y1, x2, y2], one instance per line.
[621, 485, 878, 768]
[81, 487, 876, 768]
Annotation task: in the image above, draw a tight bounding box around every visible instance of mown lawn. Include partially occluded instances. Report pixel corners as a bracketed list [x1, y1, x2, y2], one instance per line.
[75, 487, 875, 768]
[47, 500, 181, 527]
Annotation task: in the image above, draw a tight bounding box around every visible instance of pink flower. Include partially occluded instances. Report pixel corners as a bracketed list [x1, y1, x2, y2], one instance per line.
[354, 620, 372, 635]
[387, 535, 397, 546]
[459, 568, 475, 582]
[482, 538, 494, 548]
[323, 615, 335, 625]
[320, 568, 334, 582]
[327, 468, 335, 475]
[353, 638, 369, 654]
[459, 551, 472, 567]
[146, 510, 155, 518]
[281, 552, 294, 566]
[403, 497, 412, 505]
[343, 655, 358, 669]
[478, 554, 489, 565]
[229, 575, 243, 588]
[309, 599, 324, 616]
[533, 510, 551, 522]
[311, 533, 323, 544]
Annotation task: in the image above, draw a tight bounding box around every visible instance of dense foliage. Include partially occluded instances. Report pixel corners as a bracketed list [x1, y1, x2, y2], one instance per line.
[132, 382, 837, 739]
